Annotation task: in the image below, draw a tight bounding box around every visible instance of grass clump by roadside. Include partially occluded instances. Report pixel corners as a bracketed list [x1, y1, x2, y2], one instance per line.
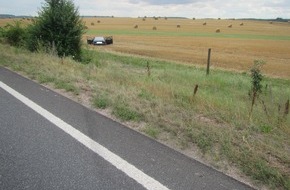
[113, 103, 142, 121]
[142, 125, 160, 139]
[54, 80, 80, 95]
[0, 43, 290, 189]
[92, 94, 110, 109]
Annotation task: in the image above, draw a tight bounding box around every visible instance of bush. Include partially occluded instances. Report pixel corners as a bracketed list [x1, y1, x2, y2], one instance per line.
[249, 60, 265, 116]
[0, 21, 28, 47]
[251, 60, 264, 95]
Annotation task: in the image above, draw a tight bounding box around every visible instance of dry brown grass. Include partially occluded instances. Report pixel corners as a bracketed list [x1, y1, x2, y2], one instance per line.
[0, 18, 32, 27]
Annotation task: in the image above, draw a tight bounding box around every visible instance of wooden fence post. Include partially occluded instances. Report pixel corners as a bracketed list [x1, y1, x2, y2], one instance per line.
[147, 61, 151, 77]
[206, 48, 211, 75]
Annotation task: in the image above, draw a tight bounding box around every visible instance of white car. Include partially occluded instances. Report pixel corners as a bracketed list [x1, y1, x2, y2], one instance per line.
[87, 36, 113, 45]
[93, 37, 106, 45]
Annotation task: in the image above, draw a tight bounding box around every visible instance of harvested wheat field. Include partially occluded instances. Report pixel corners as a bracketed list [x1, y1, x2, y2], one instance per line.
[1, 17, 289, 78]
[84, 17, 290, 79]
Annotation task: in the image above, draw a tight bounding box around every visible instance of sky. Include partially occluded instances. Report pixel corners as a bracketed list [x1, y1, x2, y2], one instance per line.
[0, 0, 289, 19]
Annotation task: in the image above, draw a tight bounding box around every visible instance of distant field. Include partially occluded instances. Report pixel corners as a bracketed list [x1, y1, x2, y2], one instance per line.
[83, 17, 290, 79]
[1, 17, 290, 78]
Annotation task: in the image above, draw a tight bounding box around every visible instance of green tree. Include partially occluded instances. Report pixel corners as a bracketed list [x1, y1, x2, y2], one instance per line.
[27, 0, 85, 60]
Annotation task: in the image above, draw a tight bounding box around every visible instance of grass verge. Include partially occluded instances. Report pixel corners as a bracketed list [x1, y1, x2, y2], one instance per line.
[0, 44, 289, 189]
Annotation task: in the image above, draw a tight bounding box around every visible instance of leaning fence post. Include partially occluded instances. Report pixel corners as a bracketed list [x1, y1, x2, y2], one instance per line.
[206, 48, 211, 75]
[147, 61, 151, 77]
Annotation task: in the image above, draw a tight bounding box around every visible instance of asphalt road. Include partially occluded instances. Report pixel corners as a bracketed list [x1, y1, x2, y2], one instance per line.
[0, 67, 254, 190]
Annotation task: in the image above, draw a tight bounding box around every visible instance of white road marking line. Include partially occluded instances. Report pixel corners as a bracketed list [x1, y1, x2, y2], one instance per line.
[0, 81, 170, 190]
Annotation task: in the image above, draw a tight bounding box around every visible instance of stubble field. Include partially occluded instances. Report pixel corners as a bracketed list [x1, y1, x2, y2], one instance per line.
[1, 17, 289, 78]
[84, 17, 290, 79]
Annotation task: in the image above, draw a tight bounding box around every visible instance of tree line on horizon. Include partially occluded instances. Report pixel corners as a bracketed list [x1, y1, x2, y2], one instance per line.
[1, 13, 289, 22]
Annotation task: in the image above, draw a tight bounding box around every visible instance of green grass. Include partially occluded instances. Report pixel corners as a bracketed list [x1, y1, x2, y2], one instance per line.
[143, 125, 160, 139]
[92, 94, 110, 109]
[54, 80, 79, 95]
[88, 29, 290, 40]
[112, 103, 142, 121]
[0, 43, 290, 189]
[37, 74, 56, 84]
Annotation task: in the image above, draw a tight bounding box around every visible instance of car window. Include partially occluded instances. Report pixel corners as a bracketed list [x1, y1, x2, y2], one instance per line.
[94, 37, 105, 41]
